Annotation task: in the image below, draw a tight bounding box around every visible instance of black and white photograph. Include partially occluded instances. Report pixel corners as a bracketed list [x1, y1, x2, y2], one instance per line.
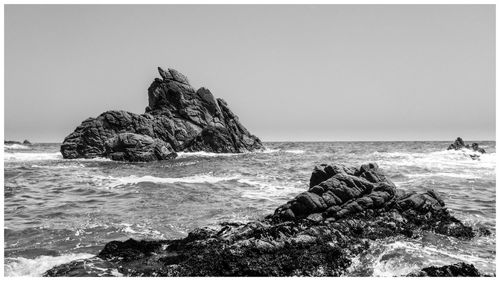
[2, 2, 497, 277]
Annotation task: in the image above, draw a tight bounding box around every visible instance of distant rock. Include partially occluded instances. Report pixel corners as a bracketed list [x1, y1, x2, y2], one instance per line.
[447, 137, 486, 154]
[5, 140, 31, 145]
[44, 162, 486, 277]
[60, 67, 264, 161]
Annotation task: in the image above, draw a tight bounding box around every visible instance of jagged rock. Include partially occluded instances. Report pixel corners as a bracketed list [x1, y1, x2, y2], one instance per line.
[60, 67, 263, 161]
[44, 163, 486, 277]
[22, 139, 31, 145]
[408, 262, 482, 277]
[276, 163, 397, 221]
[447, 137, 486, 154]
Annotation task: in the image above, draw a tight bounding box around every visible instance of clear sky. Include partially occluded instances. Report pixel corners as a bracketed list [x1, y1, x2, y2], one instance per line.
[5, 5, 495, 142]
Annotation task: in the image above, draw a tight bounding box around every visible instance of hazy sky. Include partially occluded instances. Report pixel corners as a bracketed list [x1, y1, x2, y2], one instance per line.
[5, 5, 495, 142]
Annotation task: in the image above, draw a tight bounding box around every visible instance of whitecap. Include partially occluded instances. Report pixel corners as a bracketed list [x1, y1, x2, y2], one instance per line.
[4, 253, 94, 277]
[4, 144, 31, 150]
[4, 152, 62, 162]
[259, 148, 280, 154]
[284, 149, 305, 154]
[176, 151, 240, 158]
[94, 174, 239, 188]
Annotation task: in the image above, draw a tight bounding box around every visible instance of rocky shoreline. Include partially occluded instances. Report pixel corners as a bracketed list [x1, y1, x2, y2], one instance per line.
[43, 162, 491, 277]
[60, 67, 264, 162]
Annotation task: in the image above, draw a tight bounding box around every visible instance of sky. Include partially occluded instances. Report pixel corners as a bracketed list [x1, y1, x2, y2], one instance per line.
[4, 5, 495, 142]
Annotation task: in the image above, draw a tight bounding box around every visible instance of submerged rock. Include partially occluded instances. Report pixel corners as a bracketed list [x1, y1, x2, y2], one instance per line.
[60, 67, 263, 161]
[447, 137, 486, 155]
[44, 162, 487, 277]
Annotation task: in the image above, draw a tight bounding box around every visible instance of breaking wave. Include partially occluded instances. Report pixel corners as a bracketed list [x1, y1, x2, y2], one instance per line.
[94, 174, 239, 188]
[4, 253, 94, 277]
[4, 152, 63, 162]
[4, 144, 31, 150]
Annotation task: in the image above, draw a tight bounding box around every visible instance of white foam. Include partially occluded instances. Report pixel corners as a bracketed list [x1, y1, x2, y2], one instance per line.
[119, 223, 166, 239]
[371, 150, 496, 170]
[4, 253, 94, 277]
[284, 149, 306, 154]
[176, 151, 240, 158]
[95, 174, 239, 188]
[260, 148, 280, 154]
[4, 144, 31, 150]
[237, 178, 304, 201]
[258, 148, 305, 154]
[407, 172, 482, 179]
[4, 152, 62, 162]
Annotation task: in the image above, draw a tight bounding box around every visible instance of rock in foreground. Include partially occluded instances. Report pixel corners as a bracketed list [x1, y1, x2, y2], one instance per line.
[407, 262, 482, 277]
[44, 163, 487, 277]
[60, 67, 264, 161]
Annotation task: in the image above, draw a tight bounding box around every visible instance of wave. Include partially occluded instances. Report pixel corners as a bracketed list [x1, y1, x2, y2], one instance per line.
[370, 150, 496, 170]
[176, 151, 240, 158]
[345, 239, 494, 277]
[4, 253, 93, 277]
[95, 174, 239, 188]
[407, 172, 483, 179]
[4, 152, 63, 162]
[259, 148, 305, 154]
[4, 144, 31, 150]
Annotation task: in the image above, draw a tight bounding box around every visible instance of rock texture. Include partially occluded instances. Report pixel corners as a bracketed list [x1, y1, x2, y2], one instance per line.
[44, 163, 488, 277]
[447, 137, 486, 154]
[60, 67, 263, 161]
[408, 262, 482, 277]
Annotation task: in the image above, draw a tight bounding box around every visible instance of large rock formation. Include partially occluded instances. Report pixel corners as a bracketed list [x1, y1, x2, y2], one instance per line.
[60, 67, 264, 161]
[44, 163, 488, 277]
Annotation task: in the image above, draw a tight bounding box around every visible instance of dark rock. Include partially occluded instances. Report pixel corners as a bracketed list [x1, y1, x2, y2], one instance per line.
[44, 163, 488, 277]
[104, 133, 177, 162]
[447, 137, 486, 157]
[408, 262, 482, 277]
[60, 67, 264, 161]
[5, 140, 31, 145]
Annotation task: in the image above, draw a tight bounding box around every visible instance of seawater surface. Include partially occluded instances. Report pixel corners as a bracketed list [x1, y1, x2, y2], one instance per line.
[3, 141, 496, 276]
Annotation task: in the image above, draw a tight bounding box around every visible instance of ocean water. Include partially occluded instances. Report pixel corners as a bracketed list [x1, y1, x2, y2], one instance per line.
[3, 141, 496, 276]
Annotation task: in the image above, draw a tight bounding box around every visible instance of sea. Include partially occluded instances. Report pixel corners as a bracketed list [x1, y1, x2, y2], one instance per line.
[3, 141, 496, 276]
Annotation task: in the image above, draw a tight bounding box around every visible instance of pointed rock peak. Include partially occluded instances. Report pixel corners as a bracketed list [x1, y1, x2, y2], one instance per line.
[158, 67, 173, 80]
[168, 68, 190, 85]
[157, 67, 191, 86]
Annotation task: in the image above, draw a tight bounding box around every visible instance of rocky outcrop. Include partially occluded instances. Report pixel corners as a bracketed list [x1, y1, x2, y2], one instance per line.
[447, 137, 486, 154]
[408, 262, 482, 277]
[44, 163, 487, 277]
[60, 67, 264, 161]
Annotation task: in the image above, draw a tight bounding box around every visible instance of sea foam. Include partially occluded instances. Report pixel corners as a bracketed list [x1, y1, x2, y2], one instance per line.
[4, 253, 94, 277]
[4, 152, 63, 162]
[4, 144, 31, 150]
[96, 174, 239, 188]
